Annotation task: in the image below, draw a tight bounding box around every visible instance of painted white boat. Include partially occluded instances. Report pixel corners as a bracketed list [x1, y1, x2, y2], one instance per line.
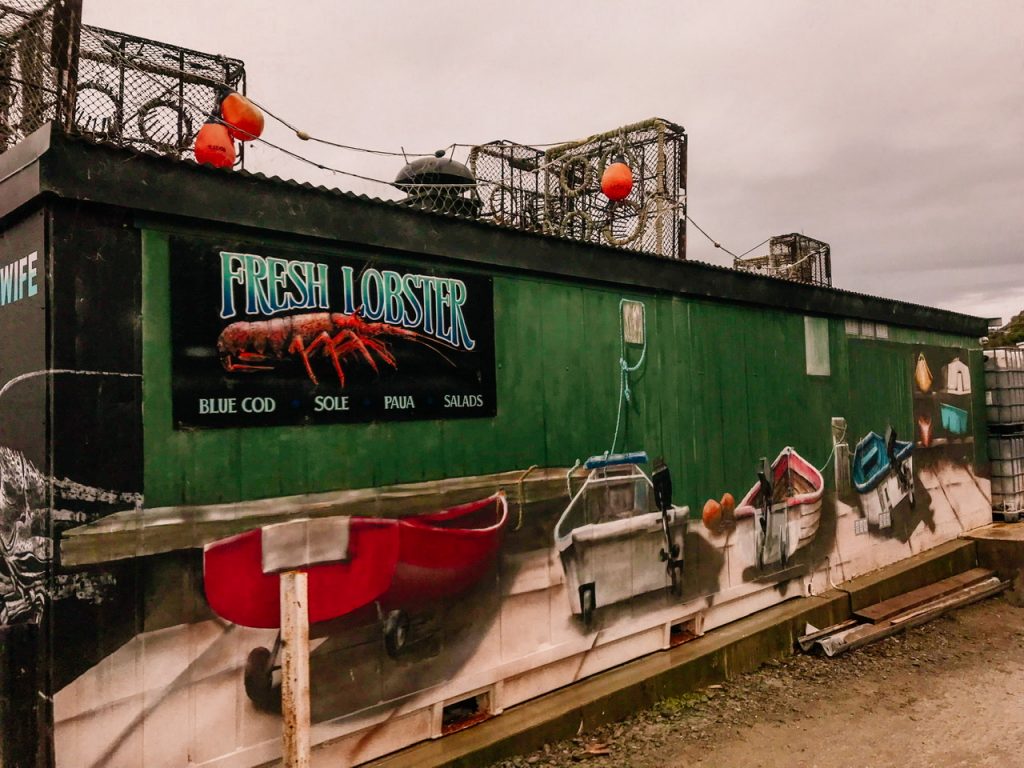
[554, 453, 688, 624]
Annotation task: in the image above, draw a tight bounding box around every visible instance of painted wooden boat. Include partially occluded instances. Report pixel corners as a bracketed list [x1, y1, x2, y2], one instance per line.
[735, 447, 823, 569]
[203, 492, 508, 630]
[554, 452, 688, 624]
[852, 430, 914, 525]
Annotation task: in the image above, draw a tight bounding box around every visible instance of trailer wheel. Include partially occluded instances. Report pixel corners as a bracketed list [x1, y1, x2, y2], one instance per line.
[384, 610, 410, 658]
[579, 584, 596, 627]
[243, 646, 279, 712]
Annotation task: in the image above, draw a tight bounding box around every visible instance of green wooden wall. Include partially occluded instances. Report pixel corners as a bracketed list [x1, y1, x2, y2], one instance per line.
[142, 228, 984, 516]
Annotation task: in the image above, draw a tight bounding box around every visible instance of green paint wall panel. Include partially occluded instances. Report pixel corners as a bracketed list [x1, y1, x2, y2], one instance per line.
[142, 229, 986, 516]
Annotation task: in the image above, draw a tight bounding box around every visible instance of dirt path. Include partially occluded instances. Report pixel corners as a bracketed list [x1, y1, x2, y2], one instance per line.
[490, 595, 1024, 768]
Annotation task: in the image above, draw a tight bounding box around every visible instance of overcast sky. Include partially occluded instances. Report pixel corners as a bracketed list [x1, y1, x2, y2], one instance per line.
[83, 1, 1024, 324]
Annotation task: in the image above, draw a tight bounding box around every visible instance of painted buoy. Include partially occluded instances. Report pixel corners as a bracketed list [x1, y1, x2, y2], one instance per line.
[720, 492, 735, 523]
[601, 161, 633, 201]
[702, 498, 722, 531]
[194, 123, 236, 168]
[220, 92, 264, 141]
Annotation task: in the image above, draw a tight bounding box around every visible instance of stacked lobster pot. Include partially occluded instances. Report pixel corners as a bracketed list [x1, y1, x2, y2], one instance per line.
[986, 348, 1024, 520]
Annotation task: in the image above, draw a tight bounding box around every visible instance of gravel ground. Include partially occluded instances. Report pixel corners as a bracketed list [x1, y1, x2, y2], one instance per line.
[488, 594, 1024, 768]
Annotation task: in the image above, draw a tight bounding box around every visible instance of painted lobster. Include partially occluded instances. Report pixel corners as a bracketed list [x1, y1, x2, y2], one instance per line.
[217, 312, 433, 386]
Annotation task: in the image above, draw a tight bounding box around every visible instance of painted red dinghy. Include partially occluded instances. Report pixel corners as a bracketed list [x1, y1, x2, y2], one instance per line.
[387, 493, 510, 605]
[203, 492, 508, 629]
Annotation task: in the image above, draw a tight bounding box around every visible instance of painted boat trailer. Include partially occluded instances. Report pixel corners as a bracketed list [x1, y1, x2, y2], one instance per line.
[203, 493, 508, 709]
[554, 452, 688, 626]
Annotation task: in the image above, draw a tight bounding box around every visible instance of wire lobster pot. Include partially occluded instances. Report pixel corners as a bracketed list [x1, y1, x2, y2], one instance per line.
[469, 118, 688, 259]
[733, 233, 832, 288]
[0, 0, 61, 148]
[0, 0, 246, 163]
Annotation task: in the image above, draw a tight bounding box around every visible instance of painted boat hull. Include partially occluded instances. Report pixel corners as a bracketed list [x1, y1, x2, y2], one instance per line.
[203, 493, 507, 628]
[852, 431, 915, 526]
[557, 507, 688, 614]
[387, 495, 509, 605]
[857, 457, 915, 525]
[555, 459, 688, 616]
[736, 447, 824, 567]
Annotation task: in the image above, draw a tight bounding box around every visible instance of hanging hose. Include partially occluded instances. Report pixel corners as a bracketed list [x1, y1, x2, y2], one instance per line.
[609, 299, 647, 455]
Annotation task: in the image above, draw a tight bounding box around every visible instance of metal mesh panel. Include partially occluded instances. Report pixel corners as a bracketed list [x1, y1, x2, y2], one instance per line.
[468, 118, 687, 259]
[74, 27, 245, 159]
[0, 0, 246, 162]
[0, 1, 58, 147]
[733, 233, 832, 287]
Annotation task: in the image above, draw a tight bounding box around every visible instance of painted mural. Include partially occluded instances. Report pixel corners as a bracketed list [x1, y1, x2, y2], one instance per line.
[0, 446, 49, 625]
[40, 304, 994, 768]
[0, 445, 142, 625]
[51, 426, 991, 767]
[0, 366, 145, 628]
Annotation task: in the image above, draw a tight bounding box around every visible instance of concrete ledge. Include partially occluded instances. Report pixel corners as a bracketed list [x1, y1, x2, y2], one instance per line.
[963, 524, 1024, 600]
[364, 539, 978, 768]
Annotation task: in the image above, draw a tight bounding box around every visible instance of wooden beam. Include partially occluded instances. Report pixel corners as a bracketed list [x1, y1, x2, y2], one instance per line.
[853, 567, 994, 623]
[819, 577, 1007, 656]
[280, 570, 311, 768]
[60, 465, 577, 566]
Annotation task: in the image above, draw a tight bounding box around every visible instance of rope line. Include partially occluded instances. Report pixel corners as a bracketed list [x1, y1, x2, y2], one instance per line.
[736, 237, 771, 259]
[685, 213, 741, 259]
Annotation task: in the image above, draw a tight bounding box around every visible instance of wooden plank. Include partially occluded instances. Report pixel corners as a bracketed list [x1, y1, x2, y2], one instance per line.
[60, 466, 579, 565]
[820, 577, 1006, 656]
[853, 567, 994, 623]
[281, 570, 311, 768]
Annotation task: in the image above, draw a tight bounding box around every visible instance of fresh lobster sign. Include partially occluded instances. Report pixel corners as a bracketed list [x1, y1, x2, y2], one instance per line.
[169, 237, 496, 428]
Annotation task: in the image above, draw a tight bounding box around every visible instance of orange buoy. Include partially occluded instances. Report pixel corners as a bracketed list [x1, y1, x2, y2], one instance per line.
[220, 92, 264, 141]
[702, 498, 722, 531]
[601, 160, 633, 201]
[720, 492, 735, 522]
[194, 123, 235, 168]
